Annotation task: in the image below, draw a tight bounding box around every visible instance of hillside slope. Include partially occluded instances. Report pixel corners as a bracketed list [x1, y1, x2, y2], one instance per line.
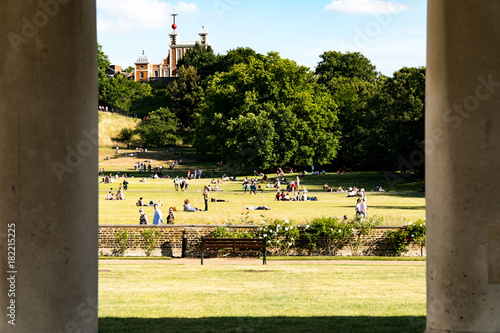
[98, 111, 141, 147]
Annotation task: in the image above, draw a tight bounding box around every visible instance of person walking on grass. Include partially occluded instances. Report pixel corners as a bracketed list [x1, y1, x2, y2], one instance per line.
[203, 186, 209, 211]
[355, 198, 365, 218]
[153, 203, 163, 225]
[174, 176, 179, 191]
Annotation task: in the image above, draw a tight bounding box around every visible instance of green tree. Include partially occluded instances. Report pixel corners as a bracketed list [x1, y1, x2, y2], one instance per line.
[169, 65, 203, 127]
[137, 107, 180, 147]
[194, 52, 340, 170]
[316, 51, 379, 83]
[315, 51, 382, 169]
[176, 43, 219, 81]
[368, 67, 425, 170]
[112, 127, 134, 146]
[216, 47, 264, 73]
[98, 43, 111, 80]
[131, 80, 171, 118]
[99, 74, 152, 112]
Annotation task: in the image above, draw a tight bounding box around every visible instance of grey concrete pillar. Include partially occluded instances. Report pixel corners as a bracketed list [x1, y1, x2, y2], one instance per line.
[0, 1, 98, 332]
[426, 1, 500, 332]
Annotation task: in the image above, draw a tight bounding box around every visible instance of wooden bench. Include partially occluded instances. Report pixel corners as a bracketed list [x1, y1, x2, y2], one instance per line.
[201, 237, 267, 265]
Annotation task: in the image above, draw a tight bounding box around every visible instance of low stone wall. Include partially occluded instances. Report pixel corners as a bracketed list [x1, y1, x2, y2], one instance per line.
[99, 225, 426, 257]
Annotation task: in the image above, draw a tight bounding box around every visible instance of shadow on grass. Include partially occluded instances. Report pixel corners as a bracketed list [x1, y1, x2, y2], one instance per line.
[367, 205, 426, 210]
[99, 315, 425, 333]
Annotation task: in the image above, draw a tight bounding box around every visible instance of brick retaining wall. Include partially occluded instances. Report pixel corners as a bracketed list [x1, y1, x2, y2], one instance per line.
[99, 225, 426, 257]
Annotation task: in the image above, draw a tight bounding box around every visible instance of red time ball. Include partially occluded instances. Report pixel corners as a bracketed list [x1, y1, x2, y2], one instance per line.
[172, 23, 177, 30]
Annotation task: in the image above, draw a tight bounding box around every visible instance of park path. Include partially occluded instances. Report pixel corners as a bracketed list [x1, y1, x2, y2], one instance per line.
[100, 258, 426, 266]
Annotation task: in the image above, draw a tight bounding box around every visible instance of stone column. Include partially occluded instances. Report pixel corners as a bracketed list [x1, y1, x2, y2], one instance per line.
[426, 1, 500, 332]
[0, 1, 98, 332]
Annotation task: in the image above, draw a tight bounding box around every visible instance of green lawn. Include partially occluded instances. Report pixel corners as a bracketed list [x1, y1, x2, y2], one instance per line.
[98, 260, 426, 332]
[99, 147, 425, 225]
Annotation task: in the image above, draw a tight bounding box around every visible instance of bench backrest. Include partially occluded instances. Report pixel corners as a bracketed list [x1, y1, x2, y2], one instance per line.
[203, 238, 264, 249]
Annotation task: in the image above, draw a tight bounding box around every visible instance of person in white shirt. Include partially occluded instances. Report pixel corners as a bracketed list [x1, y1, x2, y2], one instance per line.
[360, 198, 367, 217]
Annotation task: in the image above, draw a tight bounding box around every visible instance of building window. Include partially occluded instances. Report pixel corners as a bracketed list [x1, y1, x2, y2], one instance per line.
[155, 70, 159, 77]
[140, 72, 144, 79]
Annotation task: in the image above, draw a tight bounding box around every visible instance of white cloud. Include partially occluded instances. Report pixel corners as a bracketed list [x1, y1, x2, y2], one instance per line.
[325, 0, 410, 15]
[97, 0, 198, 34]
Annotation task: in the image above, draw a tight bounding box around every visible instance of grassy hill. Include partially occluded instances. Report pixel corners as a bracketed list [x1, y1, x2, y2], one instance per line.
[99, 111, 141, 147]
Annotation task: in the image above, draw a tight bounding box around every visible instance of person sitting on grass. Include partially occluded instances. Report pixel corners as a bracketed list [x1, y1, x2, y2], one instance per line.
[116, 190, 124, 200]
[106, 191, 115, 200]
[245, 205, 271, 210]
[183, 199, 202, 212]
[136, 197, 145, 206]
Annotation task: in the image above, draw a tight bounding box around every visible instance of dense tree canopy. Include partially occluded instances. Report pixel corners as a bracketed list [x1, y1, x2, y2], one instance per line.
[175, 43, 219, 81]
[137, 107, 180, 147]
[315, 51, 382, 169]
[316, 51, 379, 84]
[99, 74, 152, 112]
[169, 65, 203, 127]
[194, 52, 340, 170]
[97, 43, 425, 172]
[368, 67, 426, 170]
[98, 43, 110, 80]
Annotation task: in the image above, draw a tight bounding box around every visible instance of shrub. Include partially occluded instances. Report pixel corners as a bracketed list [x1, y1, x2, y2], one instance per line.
[406, 219, 426, 256]
[386, 228, 409, 256]
[114, 230, 135, 256]
[386, 219, 426, 256]
[112, 127, 134, 144]
[257, 219, 299, 255]
[140, 229, 162, 257]
[304, 217, 352, 255]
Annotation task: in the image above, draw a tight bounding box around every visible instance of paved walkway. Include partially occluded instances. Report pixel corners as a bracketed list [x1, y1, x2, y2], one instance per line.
[100, 258, 426, 266]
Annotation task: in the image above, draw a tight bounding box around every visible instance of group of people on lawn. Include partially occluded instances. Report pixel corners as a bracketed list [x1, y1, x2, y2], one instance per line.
[242, 177, 263, 194]
[105, 181, 128, 200]
[136, 186, 211, 224]
[102, 164, 372, 223]
[139, 204, 176, 225]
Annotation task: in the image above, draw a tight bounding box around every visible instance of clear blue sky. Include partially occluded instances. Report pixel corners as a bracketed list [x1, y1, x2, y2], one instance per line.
[97, 0, 426, 76]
